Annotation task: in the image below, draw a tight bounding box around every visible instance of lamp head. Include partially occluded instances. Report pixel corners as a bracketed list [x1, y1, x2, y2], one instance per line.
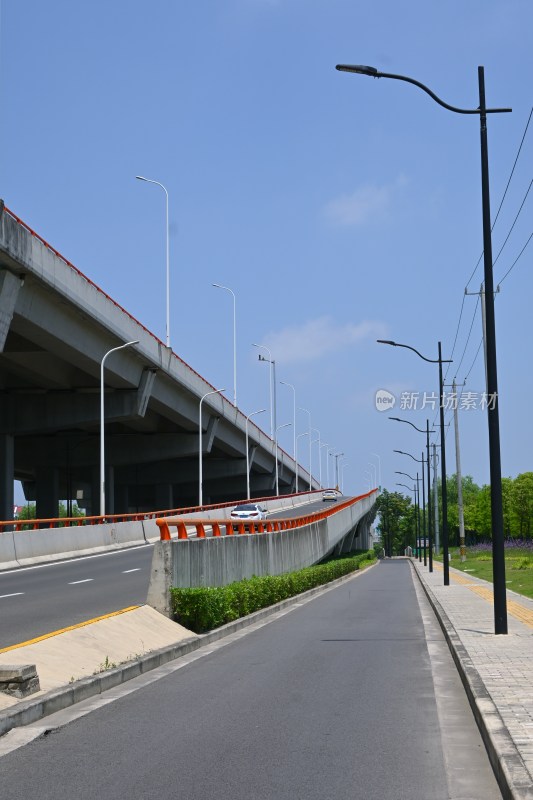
[336, 64, 379, 77]
[135, 175, 148, 181]
[377, 339, 397, 346]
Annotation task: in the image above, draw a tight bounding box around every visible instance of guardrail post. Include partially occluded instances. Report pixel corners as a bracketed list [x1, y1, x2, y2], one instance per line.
[212, 521, 221, 537]
[196, 522, 206, 538]
[156, 520, 171, 541]
[225, 523, 234, 536]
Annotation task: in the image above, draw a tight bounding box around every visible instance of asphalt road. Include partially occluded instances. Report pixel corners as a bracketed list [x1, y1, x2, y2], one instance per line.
[0, 498, 336, 648]
[0, 560, 501, 799]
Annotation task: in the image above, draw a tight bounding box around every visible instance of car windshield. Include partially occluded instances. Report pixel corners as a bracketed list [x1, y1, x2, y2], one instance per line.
[233, 504, 258, 511]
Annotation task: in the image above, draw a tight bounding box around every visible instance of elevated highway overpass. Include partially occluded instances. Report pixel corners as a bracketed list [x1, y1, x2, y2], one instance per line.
[0, 204, 316, 520]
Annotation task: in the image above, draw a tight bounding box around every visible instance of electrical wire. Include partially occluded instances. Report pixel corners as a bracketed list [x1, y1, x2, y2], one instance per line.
[465, 106, 533, 290]
[498, 229, 533, 285]
[492, 179, 533, 268]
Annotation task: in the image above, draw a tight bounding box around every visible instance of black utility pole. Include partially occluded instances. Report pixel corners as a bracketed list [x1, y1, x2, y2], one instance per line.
[478, 67, 507, 634]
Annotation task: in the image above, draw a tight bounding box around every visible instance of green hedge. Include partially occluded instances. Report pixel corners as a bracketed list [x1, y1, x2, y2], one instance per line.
[170, 551, 375, 633]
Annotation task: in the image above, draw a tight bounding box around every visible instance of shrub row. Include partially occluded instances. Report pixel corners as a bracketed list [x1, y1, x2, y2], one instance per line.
[170, 551, 375, 633]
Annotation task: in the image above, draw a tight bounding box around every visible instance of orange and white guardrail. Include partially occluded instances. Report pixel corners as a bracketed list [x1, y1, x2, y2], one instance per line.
[156, 490, 377, 541]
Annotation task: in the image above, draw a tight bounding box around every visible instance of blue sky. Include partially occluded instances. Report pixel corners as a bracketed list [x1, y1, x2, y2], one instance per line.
[1, 0, 531, 501]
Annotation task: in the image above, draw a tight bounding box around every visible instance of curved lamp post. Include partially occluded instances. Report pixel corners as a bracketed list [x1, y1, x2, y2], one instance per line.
[380, 340, 451, 580]
[245, 408, 266, 500]
[100, 340, 139, 517]
[395, 470, 421, 562]
[390, 415, 436, 572]
[199, 388, 226, 507]
[213, 284, 237, 407]
[336, 63, 509, 633]
[395, 449, 427, 567]
[396, 482, 417, 554]
[136, 176, 170, 348]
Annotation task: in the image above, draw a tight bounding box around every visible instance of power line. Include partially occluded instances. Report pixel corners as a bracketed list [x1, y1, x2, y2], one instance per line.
[493, 179, 533, 268]
[465, 105, 533, 291]
[454, 296, 480, 378]
[498, 229, 533, 285]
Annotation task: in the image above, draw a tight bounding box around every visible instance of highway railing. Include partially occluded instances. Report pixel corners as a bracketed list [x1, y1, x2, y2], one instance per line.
[0, 489, 327, 533]
[156, 491, 377, 541]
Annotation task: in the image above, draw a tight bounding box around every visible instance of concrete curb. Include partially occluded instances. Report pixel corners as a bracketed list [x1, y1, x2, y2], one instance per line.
[410, 560, 533, 800]
[0, 559, 377, 739]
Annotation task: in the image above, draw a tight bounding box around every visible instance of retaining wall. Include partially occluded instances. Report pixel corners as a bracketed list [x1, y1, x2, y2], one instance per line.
[147, 494, 377, 616]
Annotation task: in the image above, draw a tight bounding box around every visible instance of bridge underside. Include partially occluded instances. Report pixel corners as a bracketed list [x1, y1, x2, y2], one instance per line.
[0, 209, 310, 519]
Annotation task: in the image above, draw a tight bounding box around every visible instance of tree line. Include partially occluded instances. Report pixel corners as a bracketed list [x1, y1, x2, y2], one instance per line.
[377, 472, 533, 554]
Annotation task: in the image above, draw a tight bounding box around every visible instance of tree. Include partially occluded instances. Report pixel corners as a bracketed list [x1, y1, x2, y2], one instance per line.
[376, 490, 413, 556]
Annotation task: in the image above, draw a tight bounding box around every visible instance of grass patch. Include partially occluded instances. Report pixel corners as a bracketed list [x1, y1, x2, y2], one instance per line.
[170, 551, 376, 633]
[433, 547, 533, 600]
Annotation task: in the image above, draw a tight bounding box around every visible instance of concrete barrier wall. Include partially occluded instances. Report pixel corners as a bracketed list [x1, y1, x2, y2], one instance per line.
[0, 531, 18, 569]
[2, 521, 147, 568]
[0, 492, 325, 569]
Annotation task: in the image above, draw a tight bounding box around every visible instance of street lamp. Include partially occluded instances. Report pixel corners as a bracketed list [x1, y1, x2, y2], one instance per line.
[199, 388, 226, 507]
[379, 339, 451, 581]
[395, 470, 420, 562]
[367, 461, 377, 489]
[333, 452, 345, 488]
[245, 408, 266, 500]
[394, 450, 428, 567]
[312, 428, 321, 486]
[320, 442, 329, 488]
[341, 461, 349, 494]
[298, 407, 312, 490]
[213, 284, 237, 407]
[136, 176, 170, 349]
[275, 422, 292, 496]
[295, 431, 309, 493]
[396, 482, 418, 554]
[336, 63, 510, 632]
[253, 343, 275, 439]
[280, 381, 296, 460]
[389, 416, 436, 572]
[100, 340, 139, 517]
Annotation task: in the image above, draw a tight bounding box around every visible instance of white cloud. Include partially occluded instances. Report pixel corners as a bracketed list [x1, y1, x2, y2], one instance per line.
[261, 316, 387, 365]
[324, 175, 407, 227]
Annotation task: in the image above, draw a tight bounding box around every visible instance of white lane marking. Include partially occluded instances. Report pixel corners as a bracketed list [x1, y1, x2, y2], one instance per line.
[0, 592, 25, 599]
[68, 579, 94, 585]
[0, 543, 153, 575]
[122, 569, 141, 574]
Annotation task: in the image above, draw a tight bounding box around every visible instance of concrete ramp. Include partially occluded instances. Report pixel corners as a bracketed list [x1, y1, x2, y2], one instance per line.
[148, 492, 377, 616]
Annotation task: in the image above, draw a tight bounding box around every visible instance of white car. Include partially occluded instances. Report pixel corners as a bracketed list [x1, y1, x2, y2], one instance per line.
[322, 490, 339, 502]
[230, 503, 267, 521]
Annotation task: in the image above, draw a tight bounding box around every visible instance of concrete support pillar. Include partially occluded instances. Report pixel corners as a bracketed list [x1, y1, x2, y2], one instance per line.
[114, 484, 129, 515]
[155, 483, 174, 512]
[36, 466, 59, 521]
[0, 434, 14, 523]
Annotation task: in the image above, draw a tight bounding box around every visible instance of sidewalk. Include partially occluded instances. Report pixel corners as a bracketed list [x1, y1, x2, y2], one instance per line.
[412, 557, 533, 800]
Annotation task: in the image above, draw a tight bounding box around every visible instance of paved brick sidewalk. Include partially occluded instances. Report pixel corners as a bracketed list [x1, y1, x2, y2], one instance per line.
[412, 558, 533, 800]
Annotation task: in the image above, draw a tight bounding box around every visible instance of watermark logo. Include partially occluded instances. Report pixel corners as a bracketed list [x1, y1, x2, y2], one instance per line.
[373, 388, 497, 412]
[375, 389, 396, 412]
